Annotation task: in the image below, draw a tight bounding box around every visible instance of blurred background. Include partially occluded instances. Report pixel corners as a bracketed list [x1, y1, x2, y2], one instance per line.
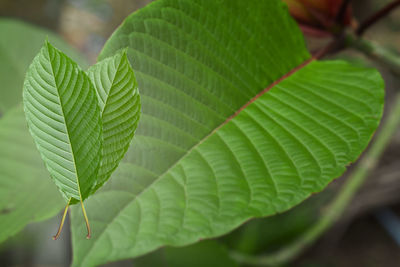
[0, 0, 399, 266]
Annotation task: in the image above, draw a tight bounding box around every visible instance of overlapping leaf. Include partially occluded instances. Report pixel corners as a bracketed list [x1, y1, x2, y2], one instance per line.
[23, 41, 102, 203]
[87, 50, 141, 192]
[0, 20, 88, 243]
[71, 0, 384, 266]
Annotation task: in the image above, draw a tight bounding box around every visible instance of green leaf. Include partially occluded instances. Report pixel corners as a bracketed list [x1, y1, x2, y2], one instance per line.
[87, 49, 141, 192]
[0, 106, 64, 243]
[0, 18, 87, 116]
[71, 0, 384, 265]
[22, 41, 102, 203]
[0, 20, 88, 243]
[221, 189, 334, 254]
[134, 240, 238, 267]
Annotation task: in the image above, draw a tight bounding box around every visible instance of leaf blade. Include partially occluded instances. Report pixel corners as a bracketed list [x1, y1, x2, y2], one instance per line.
[71, 0, 384, 265]
[22, 41, 102, 202]
[0, 106, 65, 243]
[87, 50, 141, 191]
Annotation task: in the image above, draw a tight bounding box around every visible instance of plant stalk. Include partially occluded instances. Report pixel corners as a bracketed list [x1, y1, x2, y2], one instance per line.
[53, 198, 71, 240]
[80, 199, 91, 239]
[356, 0, 400, 36]
[231, 92, 400, 266]
[348, 36, 400, 76]
[335, 0, 351, 24]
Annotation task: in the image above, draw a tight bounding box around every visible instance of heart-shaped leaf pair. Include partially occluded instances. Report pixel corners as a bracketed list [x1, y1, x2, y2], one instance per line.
[22, 41, 141, 239]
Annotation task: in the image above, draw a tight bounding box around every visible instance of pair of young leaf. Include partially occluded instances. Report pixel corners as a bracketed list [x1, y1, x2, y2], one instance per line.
[22, 41, 141, 239]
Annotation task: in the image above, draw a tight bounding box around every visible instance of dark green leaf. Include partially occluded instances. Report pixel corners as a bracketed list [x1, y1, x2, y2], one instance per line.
[71, 0, 384, 265]
[134, 240, 238, 267]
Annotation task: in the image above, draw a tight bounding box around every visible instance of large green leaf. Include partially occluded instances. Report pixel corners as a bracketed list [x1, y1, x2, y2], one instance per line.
[0, 18, 87, 116]
[134, 240, 238, 267]
[220, 189, 334, 254]
[87, 50, 141, 192]
[71, 0, 384, 265]
[0, 106, 64, 243]
[23, 41, 102, 203]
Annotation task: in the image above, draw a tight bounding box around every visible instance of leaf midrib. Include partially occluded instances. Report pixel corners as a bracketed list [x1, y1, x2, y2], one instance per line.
[80, 57, 315, 264]
[46, 44, 83, 202]
[99, 55, 124, 114]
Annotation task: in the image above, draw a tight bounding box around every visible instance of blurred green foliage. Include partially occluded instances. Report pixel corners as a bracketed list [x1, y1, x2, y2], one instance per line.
[0, 18, 87, 116]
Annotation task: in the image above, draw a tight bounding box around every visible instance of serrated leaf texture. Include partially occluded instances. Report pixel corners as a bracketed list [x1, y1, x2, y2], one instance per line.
[87, 50, 141, 192]
[71, 0, 384, 265]
[23, 42, 102, 202]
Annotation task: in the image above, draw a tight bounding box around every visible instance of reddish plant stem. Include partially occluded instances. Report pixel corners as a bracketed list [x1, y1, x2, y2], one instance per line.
[312, 33, 347, 59]
[335, 0, 351, 24]
[224, 58, 313, 124]
[53, 198, 71, 240]
[356, 0, 400, 36]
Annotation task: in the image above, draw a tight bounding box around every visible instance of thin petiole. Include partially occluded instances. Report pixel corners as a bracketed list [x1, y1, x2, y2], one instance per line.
[80, 199, 91, 239]
[53, 198, 71, 240]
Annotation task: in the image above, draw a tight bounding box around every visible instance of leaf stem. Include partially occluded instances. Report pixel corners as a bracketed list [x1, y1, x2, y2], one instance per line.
[356, 0, 400, 36]
[347, 35, 400, 76]
[335, 0, 351, 24]
[231, 93, 400, 266]
[313, 33, 346, 59]
[80, 199, 91, 239]
[53, 198, 71, 240]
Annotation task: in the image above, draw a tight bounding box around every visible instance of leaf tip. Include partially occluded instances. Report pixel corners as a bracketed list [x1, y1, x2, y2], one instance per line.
[42, 38, 56, 58]
[44, 36, 51, 47]
[118, 47, 129, 60]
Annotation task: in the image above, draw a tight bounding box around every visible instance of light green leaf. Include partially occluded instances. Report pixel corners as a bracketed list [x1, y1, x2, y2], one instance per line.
[0, 18, 87, 116]
[87, 49, 141, 192]
[22, 41, 102, 203]
[0, 106, 64, 243]
[71, 0, 384, 265]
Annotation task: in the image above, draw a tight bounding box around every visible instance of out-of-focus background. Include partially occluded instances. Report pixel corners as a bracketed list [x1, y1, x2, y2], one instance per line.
[0, 0, 151, 64]
[0, 0, 399, 266]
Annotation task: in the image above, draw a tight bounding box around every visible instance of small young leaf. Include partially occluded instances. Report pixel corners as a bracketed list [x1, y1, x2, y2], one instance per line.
[22, 41, 102, 204]
[87, 49, 141, 192]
